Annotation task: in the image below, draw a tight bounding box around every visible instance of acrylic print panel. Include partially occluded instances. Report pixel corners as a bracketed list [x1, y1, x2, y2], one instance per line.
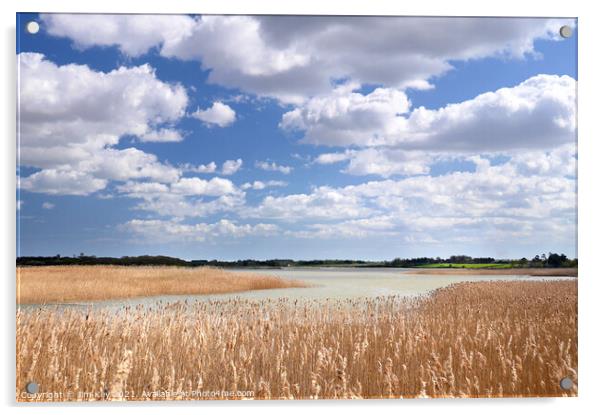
[16, 13, 577, 401]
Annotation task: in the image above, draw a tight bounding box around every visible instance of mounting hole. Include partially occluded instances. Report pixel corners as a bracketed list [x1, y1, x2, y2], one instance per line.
[560, 377, 574, 390]
[559, 25, 573, 39]
[25, 381, 39, 394]
[26, 21, 40, 35]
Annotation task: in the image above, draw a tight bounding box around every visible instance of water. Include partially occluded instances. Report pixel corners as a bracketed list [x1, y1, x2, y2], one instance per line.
[19, 267, 575, 311]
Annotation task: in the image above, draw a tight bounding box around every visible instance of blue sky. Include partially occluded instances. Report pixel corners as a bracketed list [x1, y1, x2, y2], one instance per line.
[16, 14, 577, 260]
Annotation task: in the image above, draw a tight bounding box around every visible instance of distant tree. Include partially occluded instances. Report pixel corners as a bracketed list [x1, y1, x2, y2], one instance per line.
[546, 252, 568, 268]
[449, 255, 472, 263]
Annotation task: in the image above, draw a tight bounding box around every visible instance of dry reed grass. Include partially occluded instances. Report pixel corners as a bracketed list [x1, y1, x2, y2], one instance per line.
[16, 280, 577, 401]
[17, 266, 307, 304]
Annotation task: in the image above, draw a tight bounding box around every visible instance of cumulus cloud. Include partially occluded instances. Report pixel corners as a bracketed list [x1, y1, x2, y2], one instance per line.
[314, 149, 431, 177]
[42, 14, 196, 57]
[21, 170, 108, 196]
[179, 159, 243, 175]
[221, 159, 243, 175]
[344, 149, 432, 177]
[283, 75, 575, 152]
[192, 102, 236, 127]
[116, 176, 244, 219]
[404, 74, 576, 152]
[255, 161, 293, 174]
[245, 151, 576, 244]
[139, 128, 183, 143]
[289, 75, 576, 178]
[241, 180, 287, 190]
[314, 152, 352, 165]
[85, 148, 181, 184]
[290, 216, 398, 239]
[18, 53, 188, 195]
[116, 181, 170, 199]
[245, 186, 375, 221]
[28, 15, 576, 253]
[42, 202, 55, 209]
[135, 193, 246, 219]
[121, 218, 278, 242]
[281, 83, 411, 147]
[170, 177, 237, 196]
[181, 161, 217, 174]
[40, 14, 572, 103]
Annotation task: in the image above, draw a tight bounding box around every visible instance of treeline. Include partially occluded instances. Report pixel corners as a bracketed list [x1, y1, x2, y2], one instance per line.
[16, 255, 368, 268]
[190, 259, 369, 268]
[384, 253, 577, 268]
[16, 255, 189, 267]
[16, 253, 577, 268]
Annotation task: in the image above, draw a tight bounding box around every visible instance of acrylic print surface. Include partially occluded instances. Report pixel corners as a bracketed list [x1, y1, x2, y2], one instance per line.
[16, 13, 578, 401]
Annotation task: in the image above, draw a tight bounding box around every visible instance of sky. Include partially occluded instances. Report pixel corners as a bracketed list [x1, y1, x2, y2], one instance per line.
[16, 14, 577, 261]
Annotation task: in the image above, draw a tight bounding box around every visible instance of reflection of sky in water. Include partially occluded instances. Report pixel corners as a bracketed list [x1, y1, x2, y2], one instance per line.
[19, 268, 575, 312]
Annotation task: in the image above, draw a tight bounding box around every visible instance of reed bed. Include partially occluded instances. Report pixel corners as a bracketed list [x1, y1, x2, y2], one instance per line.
[17, 266, 307, 304]
[16, 280, 577, 401]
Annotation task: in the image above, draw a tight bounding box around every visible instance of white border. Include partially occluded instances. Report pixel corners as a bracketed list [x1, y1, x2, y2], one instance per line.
[2, 1, 601, 414]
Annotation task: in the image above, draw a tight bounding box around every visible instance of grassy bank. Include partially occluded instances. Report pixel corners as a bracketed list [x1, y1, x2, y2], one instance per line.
[405, 267, 577, 277]
[17, 266, 307, 304]
[17, 280, 576, 400]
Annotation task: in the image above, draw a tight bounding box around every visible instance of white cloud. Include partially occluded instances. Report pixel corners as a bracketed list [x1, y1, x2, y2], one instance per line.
[509, 143, 577, 177]
[42, 202, 55, 209]
[40, 14, 572, 103]
[170, 177, 238, 197]
[181, 161, 217, 174]
[314, 151, 353, 165]
[133, 193, 246, 219]
[139, 128, 183, 143]
[20, 169, 108, 196]
[281, 83, 411, 147]
[314, 149, 431, 177]
[42, 14, 196, 57]
[221, 158, 243, 175]
[27, 16, 577, 254]
[403, 74, 576, 152]
[282, 75, 575, 153]
[343, 149, 431, 177]
[121, 218, 278, 242]
[241, 180, 287, 190]
[116, 181, 170, 199]
[84, 148, 180, 184]
[246, 186, 374, 221]
[180, 159, 244, 175]
[17, 201, 23, 210]
[255, 161, 293, 174]
[192, 102, 236, 127]
[290, 216, 397, 239]
[18, 52, 188, 195]
[245, 150, 576, 244]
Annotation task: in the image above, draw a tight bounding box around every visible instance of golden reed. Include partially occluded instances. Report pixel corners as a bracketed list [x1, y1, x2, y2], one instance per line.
[16, 280, 577, 400]
[17, 266, 307, 304]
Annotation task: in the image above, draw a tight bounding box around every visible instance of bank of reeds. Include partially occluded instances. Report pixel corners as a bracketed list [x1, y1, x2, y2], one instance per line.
[16, 280, 577, 400]
[17, 266, 307, 304]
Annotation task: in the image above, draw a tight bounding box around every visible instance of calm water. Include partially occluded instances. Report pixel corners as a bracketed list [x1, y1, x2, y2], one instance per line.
[20, 267, 575, 310]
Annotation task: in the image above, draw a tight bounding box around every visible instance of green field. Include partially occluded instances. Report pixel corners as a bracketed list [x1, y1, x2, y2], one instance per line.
[415, 263, 514, 269]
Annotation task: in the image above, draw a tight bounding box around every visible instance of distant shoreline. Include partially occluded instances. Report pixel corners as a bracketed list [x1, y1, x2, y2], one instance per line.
[403, 267, 577, 277]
